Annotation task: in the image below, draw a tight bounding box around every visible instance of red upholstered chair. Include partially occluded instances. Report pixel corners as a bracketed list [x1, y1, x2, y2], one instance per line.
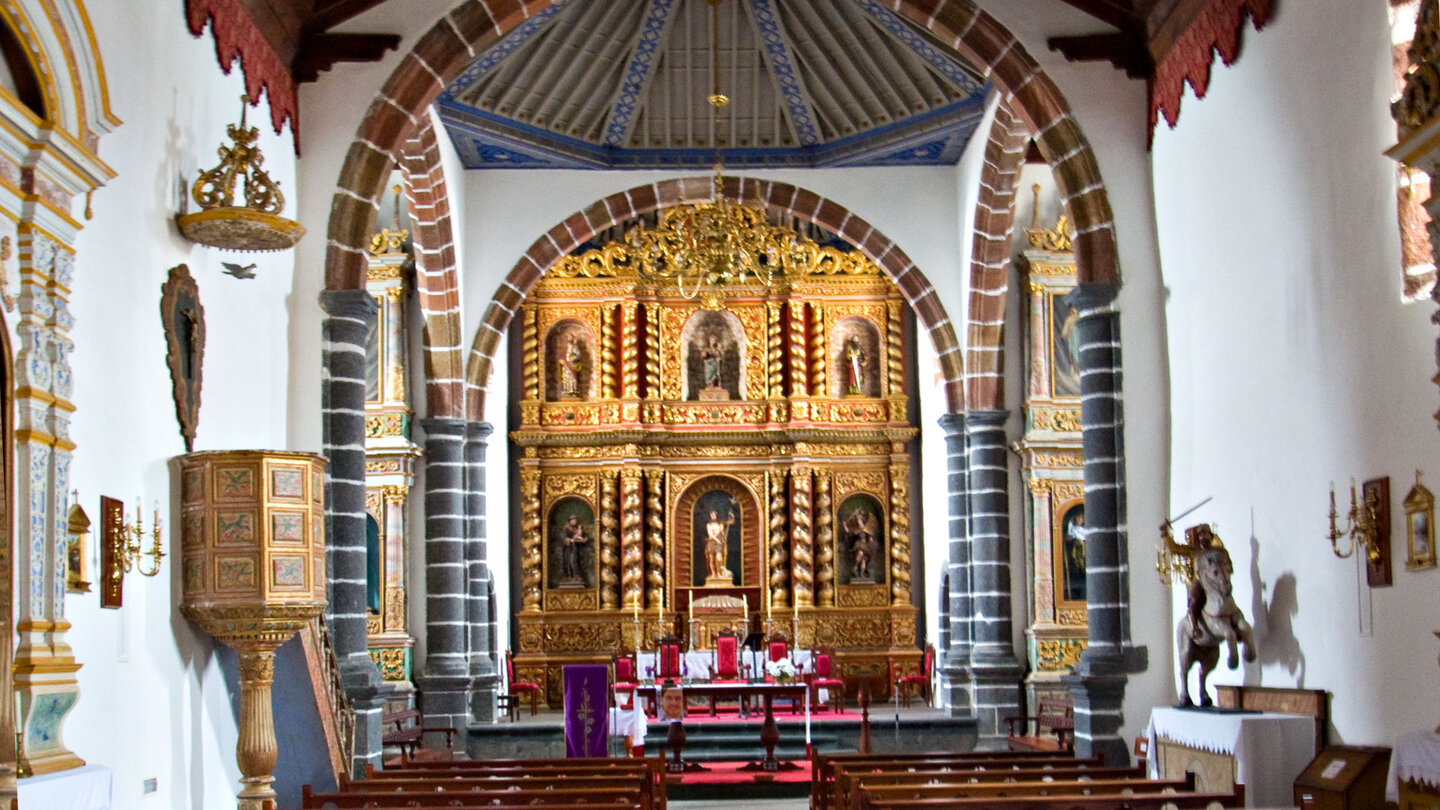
[895, 643, 934, 708]
[712, 629, 742, 681]
[656, 636, 683, 681]
[613, 651, 638, 709]
[505, 649, 540, 717]
[809, 647, 846, 713]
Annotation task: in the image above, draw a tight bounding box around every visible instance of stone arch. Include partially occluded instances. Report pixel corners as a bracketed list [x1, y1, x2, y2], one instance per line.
[457, 176, 964, 420]
[322, 0, 1119, 301]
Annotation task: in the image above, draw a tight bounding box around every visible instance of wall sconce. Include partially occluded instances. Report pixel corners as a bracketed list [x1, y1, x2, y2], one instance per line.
[1329, 476, 1393, 586]
[101, 496, 164, 607]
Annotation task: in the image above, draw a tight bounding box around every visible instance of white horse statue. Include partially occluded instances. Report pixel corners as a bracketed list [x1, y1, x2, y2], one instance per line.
[1176, 543, 1256, 707]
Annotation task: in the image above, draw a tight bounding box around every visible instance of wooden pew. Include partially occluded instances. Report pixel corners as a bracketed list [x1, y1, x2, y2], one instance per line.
[814, 752, 1100, 810]
[854, 773, 1196, 807]
[358, 756, 665, 809]
[839, 764, 1147, 810]
[1004, 697, 1074, 752]
[302, 785, 646, 809]
[857, 786, 1244, 810]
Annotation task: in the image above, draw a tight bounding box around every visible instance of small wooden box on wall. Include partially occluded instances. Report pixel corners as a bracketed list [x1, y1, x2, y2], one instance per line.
[1293, 745, 1390, 810]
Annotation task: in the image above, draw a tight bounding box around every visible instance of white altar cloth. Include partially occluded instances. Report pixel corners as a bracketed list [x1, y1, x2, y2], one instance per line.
[609, 702, 646, 744]
[17, 763, 113, 810]
[1146, 707, 1315, 807]
[637, 649, 811, 681]
[1386, 730, 1440, 802]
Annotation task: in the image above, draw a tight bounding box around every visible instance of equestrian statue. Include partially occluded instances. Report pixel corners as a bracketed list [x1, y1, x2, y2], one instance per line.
[1158, 520, 1257, 707]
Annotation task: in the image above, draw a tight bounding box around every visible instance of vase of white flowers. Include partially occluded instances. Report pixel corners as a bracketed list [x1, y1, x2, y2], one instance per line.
[765, 658, 798, 683]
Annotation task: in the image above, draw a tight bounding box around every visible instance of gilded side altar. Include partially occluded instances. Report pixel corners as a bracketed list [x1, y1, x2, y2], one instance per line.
[511, 235, 920, 705]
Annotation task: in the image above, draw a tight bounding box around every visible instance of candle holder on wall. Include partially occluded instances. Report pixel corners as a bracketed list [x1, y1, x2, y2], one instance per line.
[99, 496, 164, 608]
[1328, 476, 1392, 586]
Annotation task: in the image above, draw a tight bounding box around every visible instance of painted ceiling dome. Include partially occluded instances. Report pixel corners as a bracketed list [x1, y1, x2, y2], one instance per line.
[437, 0, 991, 170]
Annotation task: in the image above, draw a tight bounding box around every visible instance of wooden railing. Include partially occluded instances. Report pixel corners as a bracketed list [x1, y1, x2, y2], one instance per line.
[300, 615, 354, 784]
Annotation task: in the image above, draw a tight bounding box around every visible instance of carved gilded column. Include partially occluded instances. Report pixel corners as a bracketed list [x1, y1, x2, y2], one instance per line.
[600, 305, 617, 398]
[886, 300, 904, 399]
[790, 467, 814, 608]
[644, 302, 662, 400]
[815, 472, 835, 607]
[236, 649, 279, 809]
[767, 301, 784, 399]
[519, 468, 543, 612]
[599, 472, 621, 609]
[789, 300, 808, 396]
[522, 304, 539, 401]
[809, 305, 827, 397]
[645, 470, 665, 609]
[621, 302, 639, 399]
[888, 462, 912, 605]
[620, 469, 644, 609]
[768, 470, 790, 611]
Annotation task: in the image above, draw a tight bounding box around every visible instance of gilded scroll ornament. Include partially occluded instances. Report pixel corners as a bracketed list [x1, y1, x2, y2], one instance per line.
[600, 306, 616, 398]
[1057, 608, 1088, 626]
[520, 470, 543, 612]
[834, 471, 888, 499]
[815, 473, 835, 607]
[384, 586, 405, 632]
[542, 474, 597, 507]
[836, 586, 889, 608]
[522, 306, 539, 401]
[545, 591, 597, 612]
[1034, 407, 1082, 432]
[620, 470, 644, 608]
[767, 302, 784, 399]
[735, 305, 768, 400]
[645, 470, 665, 609]
[621, 303, 639, 399]
[1037, 639, 1085, 671]
[368, 648, 408, 680]
[790, 468, 814, 608]
[769, 471, 790, 610]
[599, 474, 621, 610]
[888, 464, 912, 605]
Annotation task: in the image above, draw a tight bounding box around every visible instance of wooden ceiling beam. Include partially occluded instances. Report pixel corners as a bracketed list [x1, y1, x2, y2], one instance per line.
[309, 0, 393, 32]
[1048, 31, 1153, 79]
[1056, 0, 1138, 31]
[294, 32, 400, 83]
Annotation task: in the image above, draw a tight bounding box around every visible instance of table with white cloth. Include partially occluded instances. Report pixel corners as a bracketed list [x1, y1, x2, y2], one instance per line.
[16, 763, 112, 810]
[609, 702, 647, 747]
[1386, 730, 1440, 803]
[637, 649, 811, 682]
[1146, 707, 1316, 807]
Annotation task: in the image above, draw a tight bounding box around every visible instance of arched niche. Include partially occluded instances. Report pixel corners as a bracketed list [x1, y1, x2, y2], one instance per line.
[543, 319, 596, 402]
[830, 316, 882, 399]
[680, 309, 745, 401]
[546, 496, 596, 591]
[673, 476, 761, 590]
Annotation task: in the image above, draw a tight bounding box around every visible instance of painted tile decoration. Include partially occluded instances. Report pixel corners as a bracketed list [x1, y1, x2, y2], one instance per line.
[182, 468, 204, 504]
[270, 467, 304, 499]
[271, 556, 306, 589]
[313, 555, 325, 590]
[271, 511, 305, 544]
[183, 513, 205, 549]
[184, 557, 204, 592]
[215, 556, 257, 591]
[25, 691, 75, 751]
[216, 467, 255, 500]
[215, 512, 255, 546]
[312, 472, 323, 503]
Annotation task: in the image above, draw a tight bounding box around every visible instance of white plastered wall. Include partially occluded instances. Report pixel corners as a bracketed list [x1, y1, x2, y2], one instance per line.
[58, 3, 301, 809]
[1152, 0, 1435, 742]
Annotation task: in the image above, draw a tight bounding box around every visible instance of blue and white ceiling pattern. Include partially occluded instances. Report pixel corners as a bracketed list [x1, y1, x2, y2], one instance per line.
[436, 0, 992, 170]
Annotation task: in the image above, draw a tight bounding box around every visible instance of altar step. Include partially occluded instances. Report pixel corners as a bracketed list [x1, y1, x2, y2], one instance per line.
[649, 720, 850, 762]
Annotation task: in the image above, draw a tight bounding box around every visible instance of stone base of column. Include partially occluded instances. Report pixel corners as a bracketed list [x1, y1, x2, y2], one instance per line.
[939, 659, 974, 718]
[418, 673, 471, 736]
[469, 673, 500, 723]
[1063, 645, 1147, 765]
[970, 652, 1023, 748]
[340, 661, 394, 776]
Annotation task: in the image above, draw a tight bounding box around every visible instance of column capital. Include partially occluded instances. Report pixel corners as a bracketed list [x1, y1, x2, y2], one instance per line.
[964, 409, 1009, 432]
[419, 417, 468, 438]
[1064, 282, 1120, 314]
[465, 421, 495, 441]
[320, 289, 379, 320]
[936, 412, 967, 435]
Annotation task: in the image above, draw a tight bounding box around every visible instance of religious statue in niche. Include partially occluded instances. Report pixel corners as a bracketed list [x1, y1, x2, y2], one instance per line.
[1057, 502, 1087, 602]
[547, 497, 596, 589]
[683, 310, 743, 400]
[161, 263, 205, 452]
[830, 317, 880, 398]
[544, 320, 594, 401]
[692, 489, 741, 587]
[843, 335, 867, 396]
[837, 493, 885, 586]
[1051, 292, 1081, 397]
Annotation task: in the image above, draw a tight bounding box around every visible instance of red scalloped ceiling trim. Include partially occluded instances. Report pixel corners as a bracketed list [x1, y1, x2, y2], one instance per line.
[1149, 0, 1274, 140]
[185, 0, 299, 150]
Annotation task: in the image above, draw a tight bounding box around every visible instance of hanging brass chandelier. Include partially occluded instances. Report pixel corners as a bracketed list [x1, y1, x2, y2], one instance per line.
[625, 0, 808, 307]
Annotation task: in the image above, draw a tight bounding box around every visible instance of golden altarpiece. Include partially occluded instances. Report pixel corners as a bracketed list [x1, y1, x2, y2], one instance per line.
[1015, 210, 1087, 709]
[511, 230, 921, 707]
[363, 222, 420, 693]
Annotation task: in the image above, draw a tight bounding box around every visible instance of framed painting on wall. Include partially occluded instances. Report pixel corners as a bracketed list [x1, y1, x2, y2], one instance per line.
[1049, 291, 1080, 398]
[1053, 499, 1086, 604]
[1404, 473, 1436, 571]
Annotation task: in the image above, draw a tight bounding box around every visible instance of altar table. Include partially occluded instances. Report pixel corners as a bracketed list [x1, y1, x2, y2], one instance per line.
[638, 649, 811, 681]
[1146, 706, 1316, 807]
[637, 681, 808, 718]
[1387, 730, 1440, 804]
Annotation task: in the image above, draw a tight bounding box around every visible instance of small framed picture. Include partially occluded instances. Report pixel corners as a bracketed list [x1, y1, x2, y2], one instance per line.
[1404, 473, 1436, 571]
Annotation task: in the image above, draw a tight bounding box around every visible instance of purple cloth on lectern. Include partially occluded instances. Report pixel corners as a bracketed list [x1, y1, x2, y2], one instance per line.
[564, 664, 610, 758]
